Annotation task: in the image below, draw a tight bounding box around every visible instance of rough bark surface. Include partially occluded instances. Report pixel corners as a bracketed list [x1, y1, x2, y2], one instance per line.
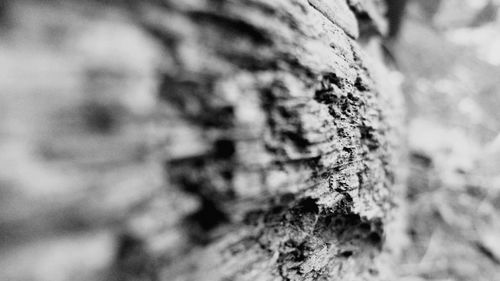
[0, 1, 404, 280]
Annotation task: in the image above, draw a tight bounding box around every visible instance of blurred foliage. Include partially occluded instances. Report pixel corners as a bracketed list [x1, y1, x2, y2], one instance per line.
[397, 0, 500, 280]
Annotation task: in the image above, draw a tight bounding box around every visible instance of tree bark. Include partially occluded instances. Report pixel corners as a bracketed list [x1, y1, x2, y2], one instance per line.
[0, 0, 405, 280]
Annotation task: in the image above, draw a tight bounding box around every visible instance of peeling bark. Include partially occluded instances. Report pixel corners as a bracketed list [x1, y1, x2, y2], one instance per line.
[0, 0, 405, 280]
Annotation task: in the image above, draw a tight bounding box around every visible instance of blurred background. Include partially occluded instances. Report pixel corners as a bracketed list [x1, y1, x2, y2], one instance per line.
[397, 0, 500, 280]
[1, 0, 500, 280]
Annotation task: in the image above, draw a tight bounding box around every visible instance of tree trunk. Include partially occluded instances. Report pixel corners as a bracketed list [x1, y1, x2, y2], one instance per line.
[0, 0, 405, 280]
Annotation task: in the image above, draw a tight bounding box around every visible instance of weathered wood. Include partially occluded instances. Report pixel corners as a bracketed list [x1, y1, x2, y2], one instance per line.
[0, 0, 404, 280]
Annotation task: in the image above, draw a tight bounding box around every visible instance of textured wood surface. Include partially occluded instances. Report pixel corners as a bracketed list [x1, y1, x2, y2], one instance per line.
[0, 1, 404, 280]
